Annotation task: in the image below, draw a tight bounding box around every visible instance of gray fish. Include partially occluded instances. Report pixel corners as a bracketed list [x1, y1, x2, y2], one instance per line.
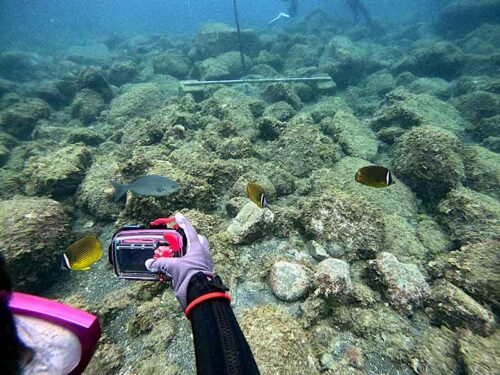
[111, 175, 180, 201]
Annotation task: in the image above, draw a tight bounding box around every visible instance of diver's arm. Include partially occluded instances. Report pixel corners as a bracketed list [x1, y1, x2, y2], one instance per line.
[187, 272, 260, 375]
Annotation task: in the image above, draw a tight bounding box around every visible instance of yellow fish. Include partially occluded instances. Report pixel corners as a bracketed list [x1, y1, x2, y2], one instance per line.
[355, 165, 395, 188]
[62, 235, 102, 271]
[246, 182, 269, 208]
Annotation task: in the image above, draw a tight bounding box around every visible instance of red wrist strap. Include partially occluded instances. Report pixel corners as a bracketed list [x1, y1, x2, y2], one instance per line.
[185, 292, 231, 319]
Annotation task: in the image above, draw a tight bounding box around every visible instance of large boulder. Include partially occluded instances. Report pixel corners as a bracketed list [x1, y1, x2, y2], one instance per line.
[435, 0, 500, 37]
[0, 99, 50, 139]
[107, 83, 163, 121]
[193, 23, 261, 59]
[227, 202, 274, 244]
[459, 331, 500, 374]
[269, 261, 312, 302]
[24, 144, 92, 198]
[195, 51, 251, 81]
[393, 126, 465, 202]
[463, 145, 500, 200]
[437, 187, 500, 245]
[303, 157, 419, 221]
[0, 196, 71, 291]
[393, 41, 465, 80]
[313, 258, 352, 298]
[320, 110, 378, 161]
[70, 89, 106, 125]
[319, 36, 368, 88]
[301, 189, 386, 260]
[428, 280, 495, 336]
[428, 240, 500, 312]
[371, 88, 467, 136]
[265, 115, 342, 177]
[152, 53, 190, 79]
[411, 327, 460, 375]
[240, 305, 320, 374]
[371, 252, 430, 315]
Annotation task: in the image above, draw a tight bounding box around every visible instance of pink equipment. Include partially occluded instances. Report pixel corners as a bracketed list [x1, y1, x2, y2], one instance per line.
[8, 292, 101, 375]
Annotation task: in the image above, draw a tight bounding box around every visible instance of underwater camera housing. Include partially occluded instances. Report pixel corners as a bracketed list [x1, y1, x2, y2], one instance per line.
[108, 217, 186, 281]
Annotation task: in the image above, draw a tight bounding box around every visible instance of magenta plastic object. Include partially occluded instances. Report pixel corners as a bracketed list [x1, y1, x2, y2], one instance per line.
[8, 292, 101, 375]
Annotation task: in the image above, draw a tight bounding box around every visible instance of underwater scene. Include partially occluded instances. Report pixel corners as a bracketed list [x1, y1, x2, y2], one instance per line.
[0, 0, 499, 373]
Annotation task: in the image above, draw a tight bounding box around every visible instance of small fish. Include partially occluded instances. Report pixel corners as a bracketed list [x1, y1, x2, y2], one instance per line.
[111, 175, 180, 201]
[355, 165, 395, 188]
[62, 235, 102, 271]
[247, 182, 269, 208]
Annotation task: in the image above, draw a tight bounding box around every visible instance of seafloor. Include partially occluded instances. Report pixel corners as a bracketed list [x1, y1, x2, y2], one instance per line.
[0, 1, 499, 374]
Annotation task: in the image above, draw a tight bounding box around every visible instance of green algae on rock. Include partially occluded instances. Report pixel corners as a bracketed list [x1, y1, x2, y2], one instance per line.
[371, 88, 467, 136]
[107, 83, 163, 120]
[371, 252, 429, 315]
[463, 145, 500, 200]
[428, 279, 495, 336]
[320, 110, 378, 161]
[240, 305, 320, 374]
[428, 240, 500, 312]
[393, 126, 465, 202]
[0, 98, 50, 138]
[409, 326, 459, 375]
[24, 144, 92, 198]
[459, 330, 500, 375]
[70, 89, 106, 125]
[269, 260, 312, 302]
[301, 189, 386, 260]
[437, 187, 500, 245]
[0, 196, 70, 291]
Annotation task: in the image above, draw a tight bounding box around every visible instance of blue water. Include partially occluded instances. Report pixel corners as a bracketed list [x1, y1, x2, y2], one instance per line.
[0, 0, 449, 49]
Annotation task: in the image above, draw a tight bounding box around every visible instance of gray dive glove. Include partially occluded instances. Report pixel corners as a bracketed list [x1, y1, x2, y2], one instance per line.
[145, 213, 214, 310]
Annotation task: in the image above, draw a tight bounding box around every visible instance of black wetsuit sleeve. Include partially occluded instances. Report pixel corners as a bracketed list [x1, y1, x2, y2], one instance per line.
[186, 272, 260, 375]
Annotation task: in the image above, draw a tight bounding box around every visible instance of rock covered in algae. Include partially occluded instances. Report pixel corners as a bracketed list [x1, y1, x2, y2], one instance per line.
[394, 41, 465, 80]
[24, 144, 92, 198]
[85, 339, 124, 375]
[463, 145, 500, 200]
[227, 202, 274, 244]
[410, 326, 459, 375]
[301, 189, 385, 260]
[393, 125, 465, 202]
[313, 258, 352, 298]
[428, 279, 495, 336]
[195, 51, 251, 81]
[428, 240, 500, 312]
[435, 0, 500, 37]
[320, 110, 378, 161]
[126, 297, 172, 336]
[0, 99, 50, 138]
[382, 214, 428, 263]
[371, 252, 429, 315]
[152, 52, 190, 79]
[107, 83, 163, 120]
[459, 330, 500, 375]
[371, 88, 467, 135]
[269, 260, 312, 302]
[262, 82, 302, 110]
[76, 66, 113, 102]
[437, 187, 500, 245]
[240, 305, 320, 374]
[0, 196, 70, 291]
[265, 114, 343, 177]
[454, 90, 500, 122]
[192, 23, 261, 59]
[76, 151, 122, 220]
[107, 60, 138, 86]
[305, 157, 419, 221]
[70, 89, 106, 125]
[318, 36, 368, 88]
